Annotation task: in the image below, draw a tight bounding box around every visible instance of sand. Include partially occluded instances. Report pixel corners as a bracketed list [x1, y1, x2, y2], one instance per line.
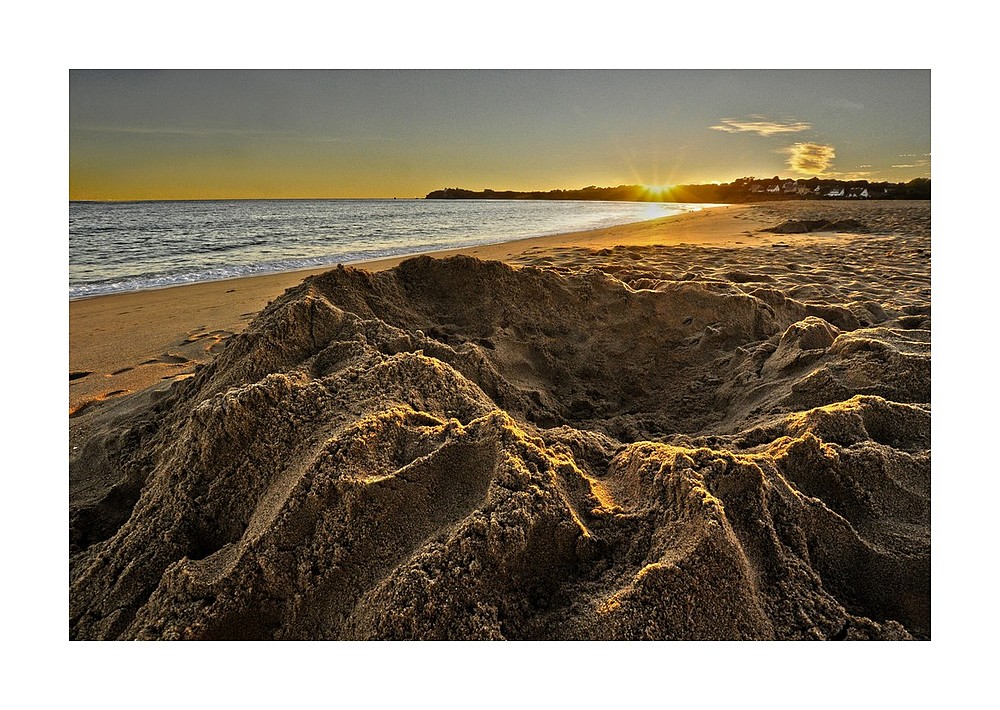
[69, 205, 775, 415]
[69, 200, 930, 640]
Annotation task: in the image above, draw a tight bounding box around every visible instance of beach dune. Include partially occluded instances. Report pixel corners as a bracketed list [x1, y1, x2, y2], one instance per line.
[69, 201, 930, 640]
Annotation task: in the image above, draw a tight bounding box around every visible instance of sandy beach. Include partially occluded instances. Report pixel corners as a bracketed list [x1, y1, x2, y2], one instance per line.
[69, 200, 930, 640]
[70, 204, 771, 415]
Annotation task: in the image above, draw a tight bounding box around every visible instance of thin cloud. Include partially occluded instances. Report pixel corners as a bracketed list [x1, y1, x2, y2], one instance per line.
[73, 124, 389, 143]
[710, 116, 812, 136]
[784, 142, 836, 174]
[892, 157, 931, 170]
[75, 125, 281, 138]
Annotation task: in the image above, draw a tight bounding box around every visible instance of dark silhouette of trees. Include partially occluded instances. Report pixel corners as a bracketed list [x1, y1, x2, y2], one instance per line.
[425, 177, 930, 203]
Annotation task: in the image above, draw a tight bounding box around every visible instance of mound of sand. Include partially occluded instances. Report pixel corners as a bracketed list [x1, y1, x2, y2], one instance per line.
[70, 201, 930, 640]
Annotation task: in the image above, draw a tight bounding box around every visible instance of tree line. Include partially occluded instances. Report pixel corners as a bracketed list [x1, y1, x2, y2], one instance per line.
[425, 177, 930, 202]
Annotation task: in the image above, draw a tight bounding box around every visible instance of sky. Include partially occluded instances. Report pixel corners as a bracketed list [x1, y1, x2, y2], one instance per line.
[69, 69, 930, 200]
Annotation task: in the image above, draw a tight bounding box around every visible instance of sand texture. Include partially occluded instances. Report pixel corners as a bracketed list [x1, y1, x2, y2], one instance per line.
[70, 201, 930, 640]
[67, 204, 783, 415]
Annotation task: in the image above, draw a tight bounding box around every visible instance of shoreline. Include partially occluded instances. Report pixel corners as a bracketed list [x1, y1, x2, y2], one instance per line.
[70, 203, 770, 413]
[68, 202, 723, 303]
[72, 199, 902, 416]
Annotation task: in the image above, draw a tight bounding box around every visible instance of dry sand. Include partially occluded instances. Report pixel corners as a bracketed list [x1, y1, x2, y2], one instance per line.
[69, 200, 930, 640]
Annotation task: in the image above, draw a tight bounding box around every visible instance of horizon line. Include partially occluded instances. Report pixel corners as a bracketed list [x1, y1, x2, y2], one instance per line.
[70, 175, 930, 204]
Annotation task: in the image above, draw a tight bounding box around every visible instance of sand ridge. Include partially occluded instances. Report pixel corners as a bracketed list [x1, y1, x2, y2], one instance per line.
[69, 200, 930, 640]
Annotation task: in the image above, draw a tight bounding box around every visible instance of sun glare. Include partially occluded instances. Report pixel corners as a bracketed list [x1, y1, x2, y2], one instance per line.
[643, 184, 675, 200]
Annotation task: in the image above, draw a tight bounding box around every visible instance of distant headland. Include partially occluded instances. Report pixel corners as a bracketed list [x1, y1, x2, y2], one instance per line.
[426, 177, 930, 202]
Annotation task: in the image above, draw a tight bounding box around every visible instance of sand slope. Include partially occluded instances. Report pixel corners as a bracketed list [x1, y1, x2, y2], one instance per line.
[69, 201, 930, 640]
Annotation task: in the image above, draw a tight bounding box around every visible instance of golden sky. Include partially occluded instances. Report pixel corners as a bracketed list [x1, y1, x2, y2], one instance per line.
[70, 70, 930, 200]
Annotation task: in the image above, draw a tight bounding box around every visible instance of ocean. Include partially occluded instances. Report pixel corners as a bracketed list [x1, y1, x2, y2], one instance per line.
[69, 199, 712, 299]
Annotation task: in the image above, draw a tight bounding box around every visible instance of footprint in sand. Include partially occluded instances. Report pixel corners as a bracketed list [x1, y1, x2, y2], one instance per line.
[140, 353, 192, 366]
[181, 329, 235, 355]
[69, 371, 92, 381]
[183, 329, 234, 343]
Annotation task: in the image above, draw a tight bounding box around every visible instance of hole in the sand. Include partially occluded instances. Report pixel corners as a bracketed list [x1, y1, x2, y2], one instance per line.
[69, 371, 92, 381]
[897, 315, 928, 330]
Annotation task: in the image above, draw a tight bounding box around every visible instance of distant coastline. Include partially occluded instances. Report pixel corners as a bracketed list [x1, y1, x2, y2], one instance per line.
[426, 177, 931, 203]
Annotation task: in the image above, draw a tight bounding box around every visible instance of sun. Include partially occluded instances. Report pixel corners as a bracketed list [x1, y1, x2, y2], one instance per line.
[642, 184, 675, 200]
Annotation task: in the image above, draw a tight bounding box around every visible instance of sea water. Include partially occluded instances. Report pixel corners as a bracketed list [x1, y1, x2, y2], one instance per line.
[69, 199, 712, 299]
